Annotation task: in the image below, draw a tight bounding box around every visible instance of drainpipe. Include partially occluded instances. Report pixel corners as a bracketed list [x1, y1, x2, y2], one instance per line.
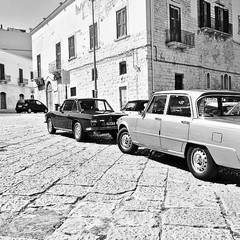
[150, 0, 155, 94]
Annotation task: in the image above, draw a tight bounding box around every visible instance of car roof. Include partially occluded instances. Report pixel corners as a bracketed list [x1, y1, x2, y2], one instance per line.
[66, 98, 107, 101]
[154, 90, 240, 102]
[127, 100, 148, 103]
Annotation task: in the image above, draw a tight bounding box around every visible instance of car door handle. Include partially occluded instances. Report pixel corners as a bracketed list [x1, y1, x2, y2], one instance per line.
[181, 120, 190, 124]
[155, 117, 162, 121]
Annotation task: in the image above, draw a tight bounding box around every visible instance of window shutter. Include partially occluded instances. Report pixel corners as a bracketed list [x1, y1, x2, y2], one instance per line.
[0, 64, 5, 80]
[206, 2, 211, 27]
[223, 10, 229, 33]
[215, 6, 219, 30]
[199, 0, 204, 27]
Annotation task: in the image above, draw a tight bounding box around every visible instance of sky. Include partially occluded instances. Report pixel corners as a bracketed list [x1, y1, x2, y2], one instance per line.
[1, 0, 62, 32]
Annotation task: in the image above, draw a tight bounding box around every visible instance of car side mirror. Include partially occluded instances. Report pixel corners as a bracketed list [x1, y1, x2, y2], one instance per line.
[58, 106, 63, 112]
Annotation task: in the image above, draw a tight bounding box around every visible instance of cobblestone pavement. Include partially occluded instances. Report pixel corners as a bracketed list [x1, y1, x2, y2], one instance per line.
[0, 114, 240, 240]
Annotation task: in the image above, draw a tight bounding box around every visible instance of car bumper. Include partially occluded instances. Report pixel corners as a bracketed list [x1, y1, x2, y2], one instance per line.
[85, 126, 118, 132]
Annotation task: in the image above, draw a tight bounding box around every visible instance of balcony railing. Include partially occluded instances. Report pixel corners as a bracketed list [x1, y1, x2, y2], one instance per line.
[18, 78, 28, 86]
[0, 74, 11, 83]
[49, 60, 63, 80]
[35, 77, 45, 86]
[199, 17, 232, 37]
[165, 29, 195, 49]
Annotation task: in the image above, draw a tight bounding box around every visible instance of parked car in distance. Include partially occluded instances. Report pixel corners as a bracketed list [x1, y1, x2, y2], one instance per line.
[117, 90, 240, 180]
[15, 99, 48, 113]
[45, 98, 126, 141]
[121, 100, 149, 115]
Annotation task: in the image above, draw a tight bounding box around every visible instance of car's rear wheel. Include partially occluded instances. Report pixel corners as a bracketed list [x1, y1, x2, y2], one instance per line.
[73, 122, 85, 142]
[27, 108, 32, 113]
[117, 128, 138, 154]
[47, 118, 56, 134]
[44, 108, 48, 113]
[187, 146, 218, 180]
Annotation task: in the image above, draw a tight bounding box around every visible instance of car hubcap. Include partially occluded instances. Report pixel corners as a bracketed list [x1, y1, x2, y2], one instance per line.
[75, 124, 81, 139]
[191, 149, 207, 174]
[121, 132, 132, 150]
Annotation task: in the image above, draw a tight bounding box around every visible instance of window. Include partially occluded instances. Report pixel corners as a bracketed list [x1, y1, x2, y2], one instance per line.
[238, 15, 240, 34]
[116, 7, 127, 39]
[170, 5, 181, 42]
[19, 68, 23, 83]
[62, 100, 74, 111]
[89, 23, 98, 50]
[56, 42, 61, 69]
[70, 87, 76, 96]
[221, 74, 231, 90]
[175, 74, 183, 90]
[207, 73, 210, 89]
[147, 95, 167, 114]
[167, 95, 191, 117]
[92, 68, 98, 81]
[119, 61, 127, 75]
[30, 71, 33, 80]
[37, 54, 41, 77]
[68, 35, 75, 59]
[0, 63, 5, 80]
[215, 6, 229, 33]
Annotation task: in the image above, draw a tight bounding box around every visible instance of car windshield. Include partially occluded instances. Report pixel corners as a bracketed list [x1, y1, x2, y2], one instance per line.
[78, 99, 114, 112]
[197, 95, 240, 117]
[122, 102, 137, 111]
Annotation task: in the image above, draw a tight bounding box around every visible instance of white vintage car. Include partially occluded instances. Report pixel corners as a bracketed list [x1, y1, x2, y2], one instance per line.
[117, 90, 240, 180]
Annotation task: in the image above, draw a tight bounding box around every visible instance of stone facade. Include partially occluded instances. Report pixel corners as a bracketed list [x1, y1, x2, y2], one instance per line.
[31, 0, 240, 111]
[0, 28, 33, 110]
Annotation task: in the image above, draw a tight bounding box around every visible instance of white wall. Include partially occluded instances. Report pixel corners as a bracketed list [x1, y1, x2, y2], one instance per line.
[0, 50, 33, 109]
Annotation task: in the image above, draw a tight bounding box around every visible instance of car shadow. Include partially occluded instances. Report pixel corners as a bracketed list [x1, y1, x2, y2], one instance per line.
[136, 149, 240, 187]
[55, 132, 117, 145]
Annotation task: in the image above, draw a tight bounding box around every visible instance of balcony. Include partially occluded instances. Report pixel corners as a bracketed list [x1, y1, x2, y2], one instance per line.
[165, 29, 195, 50]
[18, 78, 28, 87]
[0, 74, 11, 84]
[199, 17, 232, 39]
[49, 60, 62, 80]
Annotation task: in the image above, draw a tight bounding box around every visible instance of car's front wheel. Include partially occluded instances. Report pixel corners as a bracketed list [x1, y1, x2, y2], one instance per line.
[47, 118, 56, 134]
[117, 128, 138, 154]
[73, 122, 85, 142]
[27, 108, 32, 113]
[44, 108, 48, 113]
[187, 146, 218, 180]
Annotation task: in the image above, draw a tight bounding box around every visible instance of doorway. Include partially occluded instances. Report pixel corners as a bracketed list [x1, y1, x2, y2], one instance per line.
[46, 82, 53, 111]
[119, 86, 127, 110]
[0, 92, 6, 109]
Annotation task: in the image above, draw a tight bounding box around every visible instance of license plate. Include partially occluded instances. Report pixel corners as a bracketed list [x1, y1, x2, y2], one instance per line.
[106, 122, 115, 126]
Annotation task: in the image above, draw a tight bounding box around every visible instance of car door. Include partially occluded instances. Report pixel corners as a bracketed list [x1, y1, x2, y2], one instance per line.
[135, 95, 167, 149]
[54, 100, 74, 129]
[160, 94, 192, 154]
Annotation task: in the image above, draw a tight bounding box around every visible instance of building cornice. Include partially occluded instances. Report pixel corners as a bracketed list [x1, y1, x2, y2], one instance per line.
[30, 0, 75, 35]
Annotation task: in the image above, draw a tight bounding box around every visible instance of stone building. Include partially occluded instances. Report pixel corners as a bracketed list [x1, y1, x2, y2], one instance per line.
[31, 0, 240, 111]
[0, 27, 33, 111]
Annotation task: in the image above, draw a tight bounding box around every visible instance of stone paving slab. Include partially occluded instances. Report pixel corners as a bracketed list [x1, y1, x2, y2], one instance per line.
[0, 114, 240, 239]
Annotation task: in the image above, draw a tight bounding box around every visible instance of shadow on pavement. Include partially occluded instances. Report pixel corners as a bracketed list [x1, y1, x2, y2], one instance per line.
[136, 149, 240, 187]
[55, 131, 117, 145]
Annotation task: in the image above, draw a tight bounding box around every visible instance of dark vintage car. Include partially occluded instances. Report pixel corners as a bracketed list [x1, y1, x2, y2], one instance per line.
[15, 99, 48, 113]
[45, 98, 126, 141]
[121, 100, 149, 115]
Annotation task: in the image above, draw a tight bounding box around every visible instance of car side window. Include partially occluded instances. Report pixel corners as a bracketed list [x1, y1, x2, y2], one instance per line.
[72, 101, 77, 111]
[167, 95, 191, 117]
[36, 101, 42, 105]
[63, 100, 74, 111]
[147, 95, 167, 114]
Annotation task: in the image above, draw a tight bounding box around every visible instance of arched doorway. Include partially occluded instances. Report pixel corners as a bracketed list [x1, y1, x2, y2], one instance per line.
[46, 82, 53, 111]
[0, 92, 7, 109]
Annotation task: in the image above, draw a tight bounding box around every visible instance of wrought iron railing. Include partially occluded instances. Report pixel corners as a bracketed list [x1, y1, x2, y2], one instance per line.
[48, 60, 62, 74]
[165, 29, 195, 47]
